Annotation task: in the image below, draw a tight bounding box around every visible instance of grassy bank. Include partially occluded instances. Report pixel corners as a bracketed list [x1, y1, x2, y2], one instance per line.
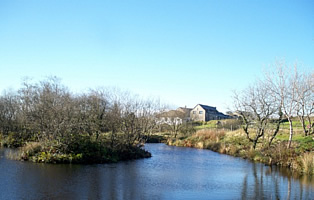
[167, 129, 314, 176]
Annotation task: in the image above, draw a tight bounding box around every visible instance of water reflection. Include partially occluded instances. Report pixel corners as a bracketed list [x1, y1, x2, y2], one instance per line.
[0, 145, 313, 200]
[240, 163, 313, 200]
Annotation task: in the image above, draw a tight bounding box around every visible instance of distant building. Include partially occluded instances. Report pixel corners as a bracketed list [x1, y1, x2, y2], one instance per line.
[176, 107, 192, 121]
[158, 109, 187, 125]
[157, 107, 192, 125]
[227, 111, 242, 119]
[190, 104, 230, 122]
[158, 104, 230, 124]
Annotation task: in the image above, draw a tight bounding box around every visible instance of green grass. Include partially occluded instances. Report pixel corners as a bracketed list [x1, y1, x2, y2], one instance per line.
[276, 133, 303, 141]
[280, 119, 310, 129]
[274, 132, 313, 153]
[194, 119, 308, 132]
[194, 124, 216, 130]
[194, 120, 220, 130]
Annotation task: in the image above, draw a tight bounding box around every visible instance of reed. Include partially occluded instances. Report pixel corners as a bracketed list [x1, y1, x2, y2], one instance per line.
[300, 152, 314, 175]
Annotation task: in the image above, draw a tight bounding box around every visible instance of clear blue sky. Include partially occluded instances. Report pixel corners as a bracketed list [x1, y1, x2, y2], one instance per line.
[0, 0, 313, 112]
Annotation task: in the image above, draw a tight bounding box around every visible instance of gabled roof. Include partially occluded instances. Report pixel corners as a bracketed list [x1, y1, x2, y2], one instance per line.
[197, 104, 216, 111]
[158, 110, 186, 118]
[178, 107, 192, 110]
[177, 107, 192, 118]
[177, 107, 192, 112]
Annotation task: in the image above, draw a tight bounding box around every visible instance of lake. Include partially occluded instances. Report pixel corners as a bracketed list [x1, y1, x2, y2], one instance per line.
[0, 143, 313, 200]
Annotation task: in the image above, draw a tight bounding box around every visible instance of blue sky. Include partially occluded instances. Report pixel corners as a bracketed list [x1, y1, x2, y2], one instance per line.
[0, 0, 313, 112]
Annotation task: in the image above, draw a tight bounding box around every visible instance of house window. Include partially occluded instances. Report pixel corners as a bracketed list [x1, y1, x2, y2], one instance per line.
[193, 111, 196, 114]
[199, 111, 203, 114]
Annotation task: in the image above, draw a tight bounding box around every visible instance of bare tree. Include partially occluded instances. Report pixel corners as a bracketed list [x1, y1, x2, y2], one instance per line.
[136, 98, 162, 142]
[158, 109, 186, 138]
[233, 81, 281, 149]
[106, 101, 122, 149]
[0, 77, 164, 161]
[265, 61, 299, 148]
[18, 78, 40, 138]
[295, 72, 314, 136]
[0, 90, 20, 135]
[87, 89, 109, 140]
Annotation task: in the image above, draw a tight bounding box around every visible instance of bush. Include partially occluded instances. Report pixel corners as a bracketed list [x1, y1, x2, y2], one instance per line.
[2, 132, 24, 148]
[220, 119, 243, 131]
[204, 141, 221, 152]
[28, 151, 83, 164]
[264, 142, 298, 167]
[180, 124, 196, 136]
[192, 121, 204, 126]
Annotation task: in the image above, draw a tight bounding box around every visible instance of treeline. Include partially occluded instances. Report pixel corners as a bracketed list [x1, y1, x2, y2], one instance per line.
[0, 77, 162, 163]
[233, 60, 313, 149]
[167, 61, 313, 175]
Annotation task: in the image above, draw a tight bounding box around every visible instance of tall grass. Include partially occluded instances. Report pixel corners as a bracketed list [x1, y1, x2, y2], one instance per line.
[195, 129, 225, 142]
[4, 142, 42, 161]
[300, 152, 314, 175]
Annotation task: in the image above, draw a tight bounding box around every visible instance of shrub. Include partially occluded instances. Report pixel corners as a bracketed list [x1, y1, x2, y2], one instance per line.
[204, 142, 221, 152]
[264, 142, 298, 167]
[220, 119, 243, 131]
[2, 132, 24, 148]
[192, 121, 203, 126]
[180, 125, 196, 136]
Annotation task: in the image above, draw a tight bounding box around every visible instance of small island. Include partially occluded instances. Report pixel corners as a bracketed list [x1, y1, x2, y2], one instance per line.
[0, 77, 155, 164]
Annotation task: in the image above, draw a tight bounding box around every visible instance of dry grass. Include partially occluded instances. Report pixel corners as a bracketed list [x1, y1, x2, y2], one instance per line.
[5, 142, 42, 161]
[21, 142, 42, 152]
[300, 152, 314, 175]
[19, 142, 43, 160]
[195, 129, 225, 142]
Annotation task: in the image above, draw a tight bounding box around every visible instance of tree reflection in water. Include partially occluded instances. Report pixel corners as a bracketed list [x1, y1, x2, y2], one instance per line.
[240, 163, 313, 200]
[0, 145, 313, 200]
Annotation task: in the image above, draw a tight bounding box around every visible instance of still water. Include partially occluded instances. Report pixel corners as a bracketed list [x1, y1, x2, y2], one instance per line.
[0, 144, 313, 200]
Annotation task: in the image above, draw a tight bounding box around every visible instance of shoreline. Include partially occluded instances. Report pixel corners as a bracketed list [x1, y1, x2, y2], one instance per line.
[1, 139, 152, 164]
[164, 130, 313, 177]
